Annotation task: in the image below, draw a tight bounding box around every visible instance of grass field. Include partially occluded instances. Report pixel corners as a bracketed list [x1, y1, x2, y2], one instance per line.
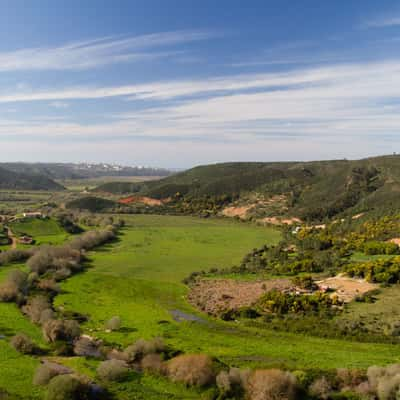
[0, 264, 46, 399]
[3, 214, 400, 399]
[51, 215, 400, 398]
[9, 218, 69, 245]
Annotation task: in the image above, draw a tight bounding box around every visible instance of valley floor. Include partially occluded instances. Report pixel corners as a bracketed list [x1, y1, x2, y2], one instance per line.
[2, 215, 400, 399]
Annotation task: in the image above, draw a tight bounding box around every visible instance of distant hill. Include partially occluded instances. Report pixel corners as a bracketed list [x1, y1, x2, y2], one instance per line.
[94, 155, 400, 221]
[0, 166, 64, 191]
[65, 196, 118, 212]
[0, 162, 172, 180]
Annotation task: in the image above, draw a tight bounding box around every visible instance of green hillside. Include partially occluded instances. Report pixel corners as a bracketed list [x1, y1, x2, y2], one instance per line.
[0, 166, 64, 191]
[94, 155, 400, 220]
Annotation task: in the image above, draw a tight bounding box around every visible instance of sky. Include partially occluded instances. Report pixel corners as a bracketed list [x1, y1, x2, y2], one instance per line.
[1, 0, 400, 168]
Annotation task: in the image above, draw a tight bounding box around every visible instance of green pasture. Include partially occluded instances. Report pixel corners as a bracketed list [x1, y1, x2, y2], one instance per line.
[10, 217, 69, 245]
[0, 264, 46, 399]
[55, 215, 400, 380]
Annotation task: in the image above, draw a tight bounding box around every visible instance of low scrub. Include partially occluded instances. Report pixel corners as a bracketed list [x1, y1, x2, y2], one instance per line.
[167, 354, 215, 387]
[246, 369, 298, 400]
[46, 374, 92, 400]
[124, 337, 165, 362]
[10, 333, 39, 355]
[42, 319, 81, 343]
[97, 359, 129, 382]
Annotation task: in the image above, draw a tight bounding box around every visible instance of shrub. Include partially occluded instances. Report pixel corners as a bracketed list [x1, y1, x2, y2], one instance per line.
[22, 296, 52, 324]
[167, 354, 215, 387]
[141, 354, 165, 375]
[74, 336, 102, 358]
[0, 281, 21, 302]
[33, 362, 70, 386]
[37, 278, 60, 293]
[124, 337, 165, 362]
[367, 364, 400, 400]
[10, 333, 38, 355]
[0, 270, 28, 302]
[216, 368, 249, 397]
[0, 249, 33, 266]
[309, 376, 332, 400]
[336, 368, 366, 390]
[376, 375, 400, 400]
[43, 319, 81, 343]
[246, 369, 298, 400]
[97, 359, 129, 382]
[105, 316, 121, 331]
[46, 374, 91, 400]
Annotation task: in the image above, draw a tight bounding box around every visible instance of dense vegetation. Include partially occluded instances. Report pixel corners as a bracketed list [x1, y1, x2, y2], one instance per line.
[95, 155, 400, 221]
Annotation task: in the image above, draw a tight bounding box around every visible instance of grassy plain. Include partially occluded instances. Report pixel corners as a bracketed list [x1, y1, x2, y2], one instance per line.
[0, 264, 46, 399]
[9, 218, 69, 245]
[3, 214, 400, 399]
[53, 215, 400, 399]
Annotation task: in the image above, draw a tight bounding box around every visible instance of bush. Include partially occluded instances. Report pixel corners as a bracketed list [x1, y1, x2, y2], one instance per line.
[167, 354, 215, 387]
[46, 374, 91, 400]
[216, 368, 249, 398]
[0, 249, 33, 266]
[0, 270, 28, 302]
[0, 281, 21, 302]
[367, 364, 400, 400]
[97, 360, 129, 382]
[74, 336, 102, 358]
[105, 316, 121, 331]
[246, 369, 298, 400]
[42, 319, 81, 343]
[336, 368, 366, 390]
[124, 337, 165, 362]
[309, 376, 332, 399]
[141, 354, 165, 375]
[33, 362, 70, 386]
[22, 295, 52, 324]
[10, 333, 38, 355]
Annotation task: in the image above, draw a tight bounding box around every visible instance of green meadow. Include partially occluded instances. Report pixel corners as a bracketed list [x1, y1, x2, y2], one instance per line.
[0, 264, 46, 399]
[53, 215, 400, 394]
[3, 214, 400, 399]
[10, 218, 69, 245]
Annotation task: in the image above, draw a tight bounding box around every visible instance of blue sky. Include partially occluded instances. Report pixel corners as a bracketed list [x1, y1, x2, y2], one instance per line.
[1, 0, 400, 168]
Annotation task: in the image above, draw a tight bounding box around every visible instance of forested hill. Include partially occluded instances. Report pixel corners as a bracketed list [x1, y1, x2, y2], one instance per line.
[94, 155, 400, 221]
[0, 166, 64, 191]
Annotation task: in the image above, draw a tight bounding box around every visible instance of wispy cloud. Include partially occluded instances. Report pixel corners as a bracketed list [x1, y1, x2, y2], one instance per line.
[1, 58, 400, 142]
[49, 101, 69, 109]
[362, 15, 400, 28]
[0, 30, 214, 72]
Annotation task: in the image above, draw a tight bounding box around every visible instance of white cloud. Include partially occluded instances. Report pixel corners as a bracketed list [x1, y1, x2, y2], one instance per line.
[1, 58, 400, 165]
[49, 101, 69, 109]
[362, 15, 400, 28]
[0, 30, 213, 72]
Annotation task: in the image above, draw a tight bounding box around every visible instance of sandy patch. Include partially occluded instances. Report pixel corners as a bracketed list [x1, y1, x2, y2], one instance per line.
[118, 196, 167, 206]
[316, 275, 377, 303]
[188, 278, 291, 316]
[260, 217, 302, 226]
[222, 205, 254, 219]
[389, 238, 400, 246]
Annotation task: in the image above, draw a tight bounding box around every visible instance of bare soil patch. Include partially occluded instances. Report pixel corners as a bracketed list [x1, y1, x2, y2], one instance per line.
[389, 238, 400, 246]
[260, 217, 302, 226]
[316, 275, 377, 303]
[118, 196, 169, 206]
[221, 205, 253, 219]
[188, 278, 291, 316]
